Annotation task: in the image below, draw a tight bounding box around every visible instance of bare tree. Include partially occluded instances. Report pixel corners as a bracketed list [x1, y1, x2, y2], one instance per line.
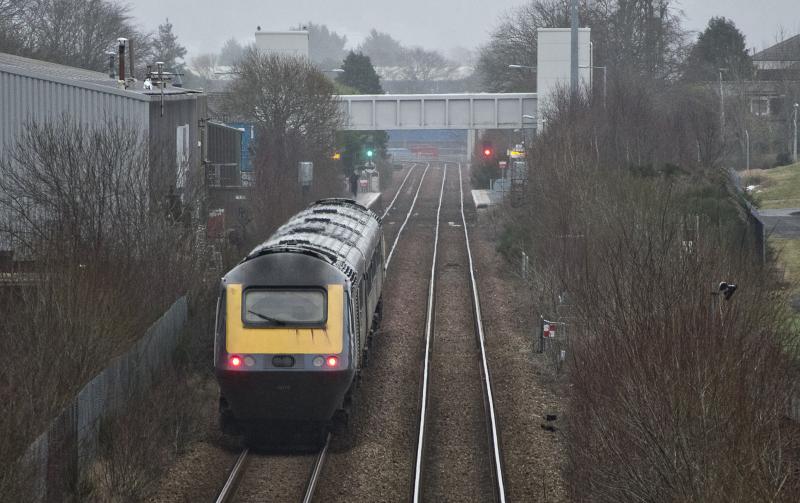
[224, 50, 343, 243]
[396, 47, 454, 93]
[358, 29, 405, 67]
[495, 67, 800, 500]
[476, 0, 688, 92]
[189, 52, 219, 85]
[0, 117, 206, 494]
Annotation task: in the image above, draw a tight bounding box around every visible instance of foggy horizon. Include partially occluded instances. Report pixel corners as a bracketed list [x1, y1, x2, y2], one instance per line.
[127, 0, 800, 61]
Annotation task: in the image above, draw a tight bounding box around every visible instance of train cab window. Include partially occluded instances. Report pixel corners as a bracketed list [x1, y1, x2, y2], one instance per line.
[243, 289, 327, 326]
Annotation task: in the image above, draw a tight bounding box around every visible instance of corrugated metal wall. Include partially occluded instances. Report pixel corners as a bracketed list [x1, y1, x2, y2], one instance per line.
[147, 95, 207, 199]
[208, 121, 242, 165]
[0, 71, 149, 150]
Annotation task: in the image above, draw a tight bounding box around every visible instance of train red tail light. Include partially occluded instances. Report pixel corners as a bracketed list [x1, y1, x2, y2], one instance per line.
[326, 356, 338, 368]
[230, 355, 243, 367]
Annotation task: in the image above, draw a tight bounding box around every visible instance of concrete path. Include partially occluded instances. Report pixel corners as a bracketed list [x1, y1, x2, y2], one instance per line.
[757, 208, 800, 238]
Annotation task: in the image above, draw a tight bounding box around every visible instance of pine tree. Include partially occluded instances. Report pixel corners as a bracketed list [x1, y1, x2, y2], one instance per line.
[152, 18, 187, 74]
[684, 17, 753, 81]
[339, 51, 383, 94]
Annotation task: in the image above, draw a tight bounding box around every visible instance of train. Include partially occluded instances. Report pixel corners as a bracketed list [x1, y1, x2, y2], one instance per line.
[214, 198, 385, 446]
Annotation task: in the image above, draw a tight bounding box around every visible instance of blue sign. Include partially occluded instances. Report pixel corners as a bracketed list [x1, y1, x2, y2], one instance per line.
[228, 122, 255, 172]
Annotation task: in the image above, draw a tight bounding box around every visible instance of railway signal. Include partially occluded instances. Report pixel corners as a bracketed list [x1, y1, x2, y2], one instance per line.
[482, 141, 494, 159]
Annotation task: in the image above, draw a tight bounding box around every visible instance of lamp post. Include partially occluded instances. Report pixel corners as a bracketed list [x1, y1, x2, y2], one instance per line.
[580, 65, 607, 108]
[793, 102, 798, 164]
[323, 68, 345, 80]
[508, 64, 537, 93]
[745, 129, 750, 171]
[719, 68, 727, 141]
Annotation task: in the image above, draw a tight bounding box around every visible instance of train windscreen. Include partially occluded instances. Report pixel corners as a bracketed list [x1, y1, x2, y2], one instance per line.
[243, 289, 327, 325]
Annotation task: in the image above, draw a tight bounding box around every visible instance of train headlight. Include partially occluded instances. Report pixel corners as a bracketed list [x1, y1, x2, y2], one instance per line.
[312, 356, 324, 367]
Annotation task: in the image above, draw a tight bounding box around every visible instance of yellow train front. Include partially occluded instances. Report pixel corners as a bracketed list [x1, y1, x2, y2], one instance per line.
[214, 199, 384, 446]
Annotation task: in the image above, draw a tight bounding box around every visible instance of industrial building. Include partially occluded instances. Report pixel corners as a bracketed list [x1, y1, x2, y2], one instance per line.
[0, 51, 242, 258]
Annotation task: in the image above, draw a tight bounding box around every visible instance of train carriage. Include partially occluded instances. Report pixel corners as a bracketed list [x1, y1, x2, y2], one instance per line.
[214, 198, 384, 445]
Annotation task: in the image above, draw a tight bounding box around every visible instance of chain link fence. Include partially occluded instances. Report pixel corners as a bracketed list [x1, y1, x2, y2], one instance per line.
[19, 296, 188, 502]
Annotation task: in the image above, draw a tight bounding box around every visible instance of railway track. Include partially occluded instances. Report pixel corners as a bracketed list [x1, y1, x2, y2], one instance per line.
[411, 162, 507, 502]
[381, 162, 419, 220]
[214, 433, 331, 503]
[384, 162, 431, 271]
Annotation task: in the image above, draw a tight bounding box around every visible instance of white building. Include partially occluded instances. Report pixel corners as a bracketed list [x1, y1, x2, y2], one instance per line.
[536, 28, 592, 129]
[255, 31, 309, 58]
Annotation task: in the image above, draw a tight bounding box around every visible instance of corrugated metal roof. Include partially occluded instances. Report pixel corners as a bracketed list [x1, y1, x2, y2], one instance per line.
[754, 34, 800, 62]
[245, 199, 382, 282]
[0, 51, 203, 99]
[0, 52, 110, 80]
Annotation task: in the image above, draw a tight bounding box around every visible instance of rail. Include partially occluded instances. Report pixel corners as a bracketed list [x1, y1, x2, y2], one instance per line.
[411, 163, 448, 501]
[458, 163, 508, 501]
[410, 162, 507, 502]
[385, 162, 431, 271]
[214, 433, 330, 503]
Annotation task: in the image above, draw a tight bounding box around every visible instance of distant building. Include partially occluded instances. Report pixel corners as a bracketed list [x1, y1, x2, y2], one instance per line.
[0, 52, 209, 197]
[738, 35, 800, 119]
[754, 34, 800, 81]
[536, 28, 592, 130]
[255, 30, 309, 58]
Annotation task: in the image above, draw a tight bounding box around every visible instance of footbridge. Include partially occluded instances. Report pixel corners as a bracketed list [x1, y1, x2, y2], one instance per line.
[337, 93, 537, 131]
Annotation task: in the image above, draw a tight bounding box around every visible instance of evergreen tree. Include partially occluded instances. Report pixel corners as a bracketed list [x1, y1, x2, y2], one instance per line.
[339, 51, 383, 94]
[358, 29, 405, 67]
[219, 38, 244, 66]
[303, 22, 347, 68]
[152, 18, 187, 74]
[684, 17, 753, 81]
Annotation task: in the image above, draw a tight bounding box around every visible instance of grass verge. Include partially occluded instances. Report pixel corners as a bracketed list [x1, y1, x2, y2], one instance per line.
[744, 162, 800, 209]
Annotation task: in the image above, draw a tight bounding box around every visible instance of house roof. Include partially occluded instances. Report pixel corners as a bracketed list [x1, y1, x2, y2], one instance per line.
[754, 34, 800, 62]
[0, 52, 202, 99]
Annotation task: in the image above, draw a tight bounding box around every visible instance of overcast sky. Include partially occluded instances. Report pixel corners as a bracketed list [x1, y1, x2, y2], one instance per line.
[128, 0, 800, 59]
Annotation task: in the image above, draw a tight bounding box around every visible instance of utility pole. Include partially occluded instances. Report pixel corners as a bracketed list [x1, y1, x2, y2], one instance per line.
[570, 0, 579, 97]
[745, 129, 750, 171]
[794, 102, 798, 164]
[719, 69, 726, 141]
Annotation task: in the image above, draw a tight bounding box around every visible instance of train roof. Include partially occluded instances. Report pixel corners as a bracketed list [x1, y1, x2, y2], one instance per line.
[243, 198, 382, 283]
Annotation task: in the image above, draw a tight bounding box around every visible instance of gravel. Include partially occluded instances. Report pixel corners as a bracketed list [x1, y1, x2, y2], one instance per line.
[146, 402, 239, 503]
[469, 171, 569, 502]
[233, 452, 316, 502]
[419, 163, 494, 501]
[312, 163, 446, 502]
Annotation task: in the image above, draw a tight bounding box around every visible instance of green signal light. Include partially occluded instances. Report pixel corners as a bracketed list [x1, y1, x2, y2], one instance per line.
[366, 149, 374, 158]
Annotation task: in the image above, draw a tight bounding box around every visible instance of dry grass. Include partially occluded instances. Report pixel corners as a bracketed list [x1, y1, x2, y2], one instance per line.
[772, 237, 800, 286]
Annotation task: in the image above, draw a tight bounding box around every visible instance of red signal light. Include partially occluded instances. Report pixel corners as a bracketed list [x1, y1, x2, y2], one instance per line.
[483, 148, 493, 157]
[230, 355, 242, 367]
[326, 356, 338, 368]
